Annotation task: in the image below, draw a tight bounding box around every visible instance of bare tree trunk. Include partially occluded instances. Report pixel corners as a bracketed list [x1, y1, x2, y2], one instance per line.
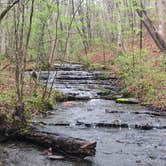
[63, 0, 84, 61]
[116, 1, 122, 50]
[156, 0, 165, 40]
[0, 0, 8, 55]
[1, 28, 6, 55]
[14, 5, 22, 103]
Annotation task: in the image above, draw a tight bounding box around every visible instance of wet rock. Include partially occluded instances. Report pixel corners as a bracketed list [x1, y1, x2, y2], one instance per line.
[101, 94, 124, 100]
[157, 126, 166, 129]
[160, 156, 166, 161]
[159, 141, 166, 147]
[97, 90, 113, 96]
[136, 160, 141, 163]
[54, 63, 84, 71]
[105, 109, 124, 114]
[116, 98, 139, 104]
[73, 95, 90, 101]
[39, 72, 50, 80]
[0, 136, 8, 143]
[149, 153, 157, 160]
[64, 93, 90, 101]
[47, 155, 65, 160]
[110, 94, 123, 100]
[76, 121, 129, 129]
[100, 95, 113, 100]
[87, 108, 93, 111]
[137, 142, 143, 147]
[135, 124, 153, 130]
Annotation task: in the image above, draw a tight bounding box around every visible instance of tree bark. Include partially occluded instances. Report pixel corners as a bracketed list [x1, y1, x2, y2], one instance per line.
[134, 2, 166, 53]
[156, 0, 165, 40]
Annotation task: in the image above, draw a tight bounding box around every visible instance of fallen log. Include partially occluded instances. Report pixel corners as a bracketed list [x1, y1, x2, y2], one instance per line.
[0, 123, 96, 158]
[17, 128, 96, 158]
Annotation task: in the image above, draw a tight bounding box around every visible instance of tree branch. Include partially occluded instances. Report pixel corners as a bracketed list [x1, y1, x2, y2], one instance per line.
[0, 0, 20, 22]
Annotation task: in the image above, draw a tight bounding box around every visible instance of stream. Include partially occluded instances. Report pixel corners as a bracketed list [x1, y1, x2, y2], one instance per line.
[0, 64, 166, 166]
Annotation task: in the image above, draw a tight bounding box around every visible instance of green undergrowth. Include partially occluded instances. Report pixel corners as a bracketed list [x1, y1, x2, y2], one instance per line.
[96, 72, 110, 79]
[81, 55, 100, 70]
[54, 91, 68, 102]
[0, 90, 17, 107]
[24, 94, 54, 113]
[0, 70, 66, 122]
[113, 50, 166, 111]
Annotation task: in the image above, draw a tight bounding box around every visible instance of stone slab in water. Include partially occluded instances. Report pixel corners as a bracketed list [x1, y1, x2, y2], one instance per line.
[47, 155, 65, 160]
[54, 63, 84, 71]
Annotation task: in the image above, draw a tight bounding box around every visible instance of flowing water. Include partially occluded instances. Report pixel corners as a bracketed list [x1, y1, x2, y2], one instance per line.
[0, 64, 166, 166]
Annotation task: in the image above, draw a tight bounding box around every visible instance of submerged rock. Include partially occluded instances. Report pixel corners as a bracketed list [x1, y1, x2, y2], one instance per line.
[135, 124, 153, 130]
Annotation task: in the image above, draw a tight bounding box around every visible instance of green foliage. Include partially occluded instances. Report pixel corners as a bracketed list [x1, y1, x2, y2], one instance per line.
[80, 53, 93, 68]
[0, 90, 17, 107]
[97, 72, 110, 79]
[54, 91, 67, 102]
[97, 86, 112, 96]
[24, 94, 54, 113]
[114, 50, 166, 109]
[20, 126, 32, 134]
[39, 61, 51, 70]
[0, 55, 6, 61]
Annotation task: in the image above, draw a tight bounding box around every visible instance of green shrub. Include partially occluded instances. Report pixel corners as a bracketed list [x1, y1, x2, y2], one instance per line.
[24, 94, 54, 112]
[54, 91, 67, 102]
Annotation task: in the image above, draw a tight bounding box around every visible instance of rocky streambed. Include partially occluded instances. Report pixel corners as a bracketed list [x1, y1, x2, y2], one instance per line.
[0, 64, 166, 166]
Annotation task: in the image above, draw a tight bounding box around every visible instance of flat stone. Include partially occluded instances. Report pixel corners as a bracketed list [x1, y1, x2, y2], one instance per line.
[47, 155, 65, 160]
[54, 63, 84, 71]
[116, 98, 139, 104]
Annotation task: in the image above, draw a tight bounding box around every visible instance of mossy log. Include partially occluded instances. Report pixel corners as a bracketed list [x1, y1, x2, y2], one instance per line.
[116, 98, 139, 104]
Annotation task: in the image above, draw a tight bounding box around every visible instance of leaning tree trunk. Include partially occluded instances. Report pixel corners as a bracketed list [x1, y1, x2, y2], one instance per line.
[134, 2, 166, 53]
[0, 0, 20, 22]
[156, 0, 165, 40]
